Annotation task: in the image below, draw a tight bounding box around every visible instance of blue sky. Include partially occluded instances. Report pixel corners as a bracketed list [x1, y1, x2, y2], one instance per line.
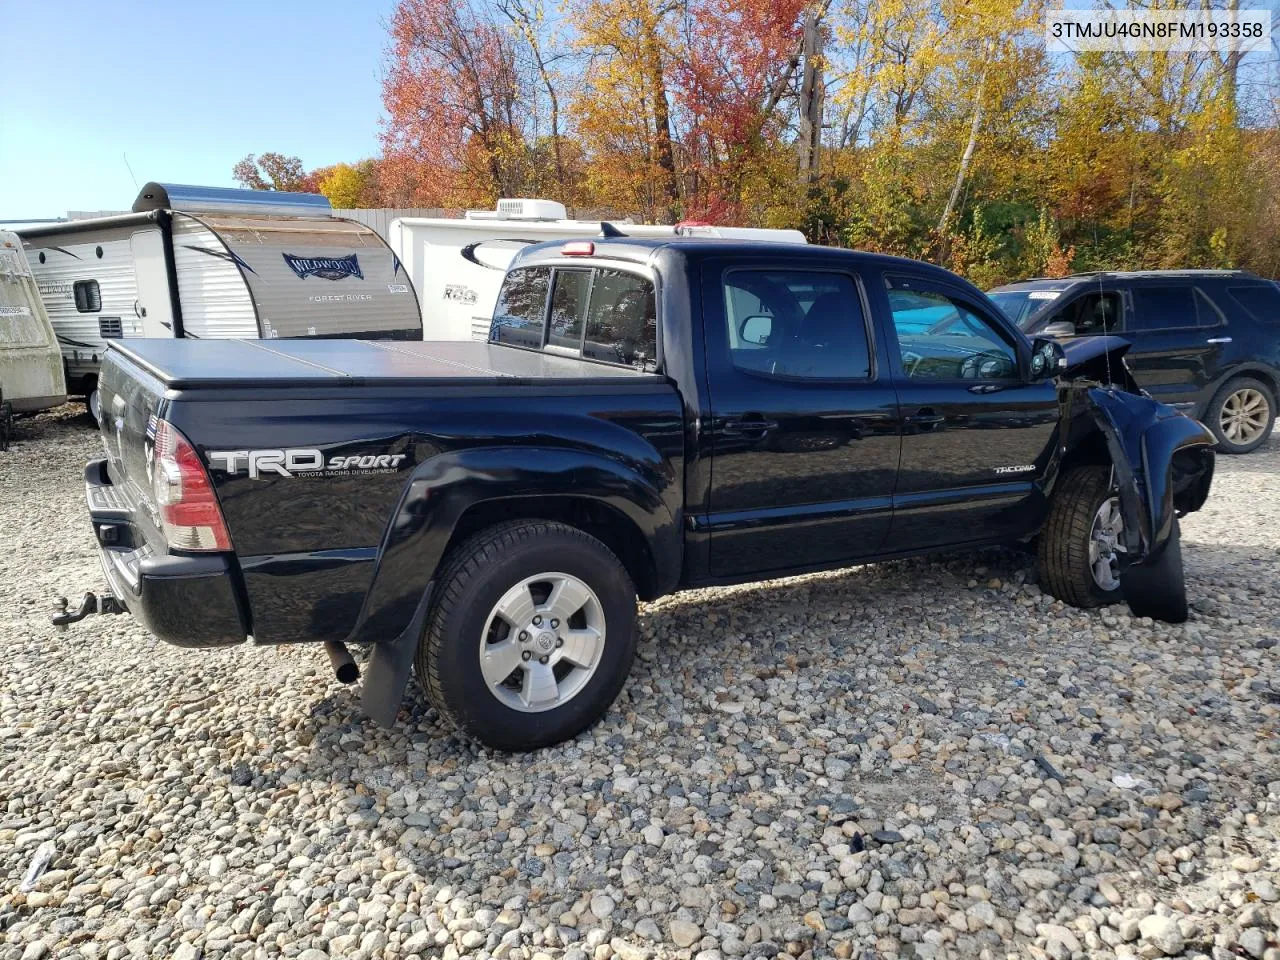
[0, 0, 396, 219]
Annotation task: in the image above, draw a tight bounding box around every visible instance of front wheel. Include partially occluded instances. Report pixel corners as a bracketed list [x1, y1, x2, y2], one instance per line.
[416, 520, 637, 751]
[1038, 465, 1126, 609]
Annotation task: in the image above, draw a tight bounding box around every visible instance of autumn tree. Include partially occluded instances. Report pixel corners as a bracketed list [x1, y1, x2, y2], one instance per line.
[231, 153, 317, 192]
[316, 160, 381, 208]
[674, 0, 810, 220]
[382, 0, 556, 206]
[571, 0, 682, 221]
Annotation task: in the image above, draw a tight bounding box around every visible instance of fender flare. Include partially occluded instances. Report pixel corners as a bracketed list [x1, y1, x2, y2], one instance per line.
[1085, 387, 1214, 563]
[348, 445, 679, 648]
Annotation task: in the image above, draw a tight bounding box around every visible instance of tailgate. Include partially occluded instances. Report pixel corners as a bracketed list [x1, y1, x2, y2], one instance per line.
[96, 347, 171, 550]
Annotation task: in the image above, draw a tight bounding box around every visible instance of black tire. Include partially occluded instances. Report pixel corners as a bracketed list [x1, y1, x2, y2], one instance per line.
[1121, 519, 1188, 623]
[1038, 465, 1124, 609]
[1204, 376, 1275, 454]
[416, 520, 637, 751]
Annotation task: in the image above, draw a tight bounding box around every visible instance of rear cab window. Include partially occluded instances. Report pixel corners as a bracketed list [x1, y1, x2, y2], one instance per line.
[490, 264, 659, 370]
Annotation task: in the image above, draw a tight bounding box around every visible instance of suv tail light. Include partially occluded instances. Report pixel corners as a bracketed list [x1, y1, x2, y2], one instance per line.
[152, 419, 232, 551]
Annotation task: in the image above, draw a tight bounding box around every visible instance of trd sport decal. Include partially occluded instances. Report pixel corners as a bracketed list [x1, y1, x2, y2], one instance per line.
[282, 253, 363, 281]
[207, 448, 407, 480]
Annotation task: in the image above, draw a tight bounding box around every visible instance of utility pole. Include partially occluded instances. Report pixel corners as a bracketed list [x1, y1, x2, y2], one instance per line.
[797, 5, 824, 185]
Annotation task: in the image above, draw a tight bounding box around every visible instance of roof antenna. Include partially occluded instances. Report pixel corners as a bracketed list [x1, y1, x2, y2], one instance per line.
[599, 222, 627, 238]
[1098, 272, 1115, 389]
[122, 153, 139, 190]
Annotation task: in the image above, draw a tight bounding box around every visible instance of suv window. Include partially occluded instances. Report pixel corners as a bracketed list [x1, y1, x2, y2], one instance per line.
[491, 267, 550, 348]
[722, 269, 872, 379]
[886, 277, 1018, 380]
[1048, 290, 1122, 335]
[1227, 283, 1280, 324]
[1129, 285, 1220, 331]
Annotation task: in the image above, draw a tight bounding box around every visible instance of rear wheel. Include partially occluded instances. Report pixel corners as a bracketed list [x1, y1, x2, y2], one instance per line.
[1206, 377, 1274, 454]
[416, 520, 637, 751]
[1038, 465, 1126, 608]
[86, 385, 102, 425]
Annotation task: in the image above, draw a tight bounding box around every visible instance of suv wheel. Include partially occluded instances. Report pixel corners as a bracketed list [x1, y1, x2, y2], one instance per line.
[1038, 466, 1125, 609]
[416, 520, 637, 751]
[1206, 376, 1275, 454]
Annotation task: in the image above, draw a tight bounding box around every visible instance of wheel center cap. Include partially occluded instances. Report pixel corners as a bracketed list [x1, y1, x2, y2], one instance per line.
[534, 630, 557, 654]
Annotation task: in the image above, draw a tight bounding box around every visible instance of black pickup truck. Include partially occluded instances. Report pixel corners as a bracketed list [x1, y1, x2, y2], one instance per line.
[62, 238, 1216, 750]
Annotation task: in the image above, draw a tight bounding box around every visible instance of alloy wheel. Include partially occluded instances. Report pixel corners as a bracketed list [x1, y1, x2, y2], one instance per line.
[1219, 388, 1271, 446]
[478, 572, 605, 712]
[1088, 496, 1125, 592]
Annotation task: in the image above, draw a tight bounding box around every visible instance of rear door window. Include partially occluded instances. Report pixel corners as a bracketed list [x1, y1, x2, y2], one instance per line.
[1129, 285, 1220, 331]
[1227, 283, 1280, 324]
[491, 267, 550, 348]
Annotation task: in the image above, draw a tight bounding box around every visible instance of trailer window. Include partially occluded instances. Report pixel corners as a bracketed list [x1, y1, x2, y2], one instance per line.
[491, 267, 550, 348]
[583, 270, 656, 369]
[73, 280, 101, 313]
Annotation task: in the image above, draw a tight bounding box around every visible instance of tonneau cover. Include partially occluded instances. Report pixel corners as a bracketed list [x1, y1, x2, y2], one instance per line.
[109, 338, 659, 388]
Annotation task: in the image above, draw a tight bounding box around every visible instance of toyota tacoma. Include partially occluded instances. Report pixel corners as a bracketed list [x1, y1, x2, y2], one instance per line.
[57, 238, 1216, 750]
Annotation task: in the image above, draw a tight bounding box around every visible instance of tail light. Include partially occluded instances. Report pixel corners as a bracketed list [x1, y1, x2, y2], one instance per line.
[151, 419, 232, 551]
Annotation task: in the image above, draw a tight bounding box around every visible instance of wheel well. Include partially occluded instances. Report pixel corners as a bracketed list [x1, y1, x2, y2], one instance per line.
[1059, 429, 1112, 474]
[446, 497, 660, 600]
[1217, 369, 1277, 406]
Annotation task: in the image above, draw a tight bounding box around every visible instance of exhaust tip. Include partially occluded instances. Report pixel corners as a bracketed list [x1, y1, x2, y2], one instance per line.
[323, 641, 360, 685]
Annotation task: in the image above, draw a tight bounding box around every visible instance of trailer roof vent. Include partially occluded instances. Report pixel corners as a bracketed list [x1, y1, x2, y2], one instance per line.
[132, 182, 333, 219]
[465, 198, 569, 222]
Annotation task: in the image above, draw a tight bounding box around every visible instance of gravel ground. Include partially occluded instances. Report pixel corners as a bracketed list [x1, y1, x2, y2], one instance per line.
[1, 406, 1277, 960]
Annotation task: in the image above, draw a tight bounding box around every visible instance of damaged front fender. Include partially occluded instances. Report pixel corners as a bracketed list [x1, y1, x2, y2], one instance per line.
[1085, 387, 1215, 564]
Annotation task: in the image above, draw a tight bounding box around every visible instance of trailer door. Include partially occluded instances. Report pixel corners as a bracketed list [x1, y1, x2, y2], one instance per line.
[129, 230, 175, 337]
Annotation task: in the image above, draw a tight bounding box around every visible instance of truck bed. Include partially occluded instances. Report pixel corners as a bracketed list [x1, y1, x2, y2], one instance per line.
[114, 338, 659, 389]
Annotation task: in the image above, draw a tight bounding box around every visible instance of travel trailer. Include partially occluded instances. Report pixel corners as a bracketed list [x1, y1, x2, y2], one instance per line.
[0, 231, 66, 448]
[389, 199, 807, 341]
[21, 183, 421, 420]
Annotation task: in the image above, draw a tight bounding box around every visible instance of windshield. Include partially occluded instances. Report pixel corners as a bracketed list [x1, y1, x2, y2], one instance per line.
[988, 289, 1062, 330]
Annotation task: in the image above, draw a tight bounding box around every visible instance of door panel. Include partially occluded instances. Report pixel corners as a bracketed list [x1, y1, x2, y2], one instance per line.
[128, 230, 174, 338]
[703, 263, 901, 578]
[878, 274, 1060, 549]
[1121, 283, 1225, 409]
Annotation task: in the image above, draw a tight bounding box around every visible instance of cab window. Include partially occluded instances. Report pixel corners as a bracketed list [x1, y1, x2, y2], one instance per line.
[722, 269, 872, 379]
[886, 276, 1018, 380]
[491, 267, 550, 348]
[490, 264, 658, 369]
[583, 270, 657, 369]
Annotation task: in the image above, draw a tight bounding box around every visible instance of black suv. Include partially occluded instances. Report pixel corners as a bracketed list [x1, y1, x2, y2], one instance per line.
[989, 271, 1280, 453]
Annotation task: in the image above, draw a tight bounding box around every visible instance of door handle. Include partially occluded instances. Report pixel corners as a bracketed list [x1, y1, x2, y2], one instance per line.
[906, 408, 946, 427]
[723, 413, 779, 436]
[1206, 337, 1232, 344]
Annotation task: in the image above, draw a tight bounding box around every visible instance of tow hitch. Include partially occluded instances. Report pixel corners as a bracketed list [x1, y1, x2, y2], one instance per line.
[51, 592, 126, 630]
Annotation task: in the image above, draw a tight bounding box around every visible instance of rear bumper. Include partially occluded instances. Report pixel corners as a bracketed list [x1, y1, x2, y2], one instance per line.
[86, 459, 247, 648]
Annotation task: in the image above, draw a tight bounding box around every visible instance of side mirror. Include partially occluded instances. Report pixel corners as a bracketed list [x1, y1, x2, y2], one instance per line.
[1029, 337, 1067, 380]
[1041, 320, 1077, 338]
[739, 314, 773, 345]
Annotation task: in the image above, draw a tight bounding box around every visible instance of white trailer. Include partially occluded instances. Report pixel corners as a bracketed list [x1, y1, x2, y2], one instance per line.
[21, 183, 421, 420]
[0, 231, 66, 446]
[389, 199, 806, 341]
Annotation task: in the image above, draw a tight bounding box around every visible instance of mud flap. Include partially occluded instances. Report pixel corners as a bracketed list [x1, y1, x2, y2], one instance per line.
[360, 583, 433, 728]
